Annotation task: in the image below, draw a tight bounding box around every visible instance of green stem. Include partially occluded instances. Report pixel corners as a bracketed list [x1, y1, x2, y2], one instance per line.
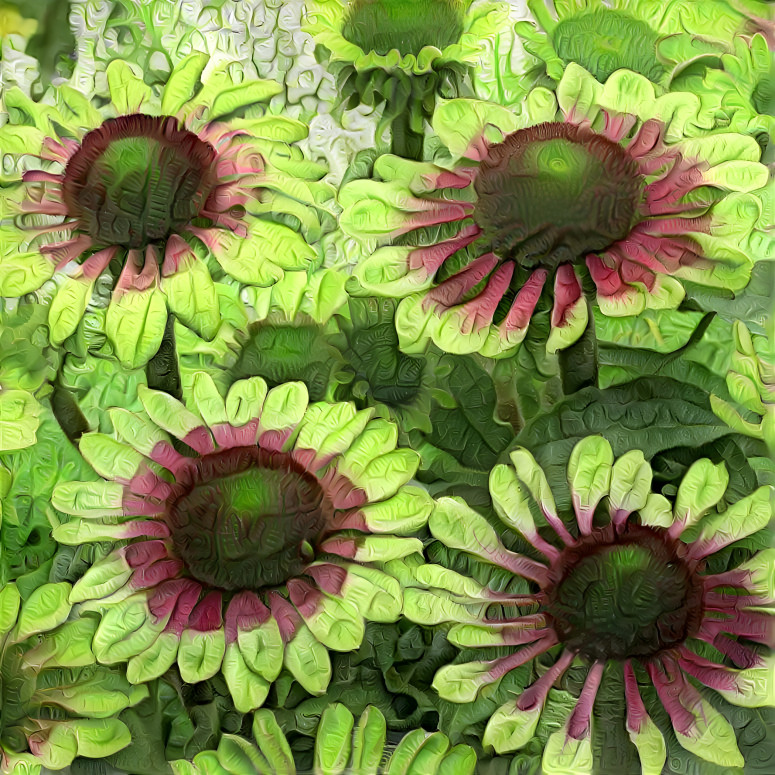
[558, 297, 598, 394]
[146, 313, 182, 400]
[391, 110, 424, 161]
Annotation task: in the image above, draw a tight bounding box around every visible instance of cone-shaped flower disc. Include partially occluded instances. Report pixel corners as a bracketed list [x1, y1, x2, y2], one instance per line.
[0, 581, 147, 773]
[516, 0, 770, 89]
[52, 375, 430, 711]
[403, 437, 775, 773]
[341, 64, 771, 356]
[170, 704, 477, 774]
[0, 55, 329, 368]
[303, 0, 507, 150]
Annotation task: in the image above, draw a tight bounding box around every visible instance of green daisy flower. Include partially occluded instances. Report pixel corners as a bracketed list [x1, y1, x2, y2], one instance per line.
[341, 64, 771, 357]
[303, 0, 509, 158]
[0, 53, 331, 368]
[0, 581, 147, 773]
[515, 0, 772, 89]
[51, 376, 430, 713]
[171, 704, 476, 774]
[402, 436, 774, 773]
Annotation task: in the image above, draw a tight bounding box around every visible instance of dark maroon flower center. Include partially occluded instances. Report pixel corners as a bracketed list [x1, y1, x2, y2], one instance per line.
[543, 525, 704, 661]
[473, 122, 644, 270]
[166, 447, 333, 591]
[62, 114, 217, 250]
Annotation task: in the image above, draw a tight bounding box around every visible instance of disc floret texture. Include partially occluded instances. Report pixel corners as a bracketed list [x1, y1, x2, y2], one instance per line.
[0, 54, 326, 368]
[341, 64, 771, 357]
[403, 436, 774, 773]
[170, 704, 477, 774]
[52, 374, 430, 712]
[0, 581, 147, 773]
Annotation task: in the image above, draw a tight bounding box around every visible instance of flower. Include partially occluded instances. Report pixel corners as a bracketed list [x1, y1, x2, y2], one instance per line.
[0, 54, 330, 368]
[303, 0, 508, 156]
[402, 435, 774, 772]
[51, 375, 431, 712]
[341, 64, 771, 357]
[0, 580, 147, 772]
[170, 704, 477, 774]
[515, 0, 771, 89]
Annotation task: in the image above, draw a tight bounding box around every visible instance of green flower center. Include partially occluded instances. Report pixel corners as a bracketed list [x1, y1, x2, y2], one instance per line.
[167, 447, 333, 591]
[341, 0, 465, 56]
[552, 9, 665, 83]
[473, 122, 644, 270]
[545, 527, 702, 661]
[62, 114, 217, 250]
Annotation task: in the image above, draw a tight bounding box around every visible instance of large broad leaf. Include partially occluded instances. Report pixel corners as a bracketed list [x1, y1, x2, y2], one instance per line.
[0, 405, 97, 593]
[415, 354, 514, 479]
[513, 377, 734, 513]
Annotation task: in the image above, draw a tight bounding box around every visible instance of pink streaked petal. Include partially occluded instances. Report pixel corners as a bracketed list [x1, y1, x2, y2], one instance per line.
[328, 509, 369, 532]
[646, 657, 696, 736]
[204, 182, 252, 214]
[39, 234, 93, 269]
[516, 649, 575, 712]
[676, 646, 740, 693]
[182, 427, 216, 456]
[113, 250, 148, 301]
[187, 591, 223, 632]
[149, 440, 191, 478]
[702, 569, 751, 592]
[426, 167, 478, 189]
[635, 216, 712, 237]
[318, 537, 357, 559]
[160, 234, 196, 278]
[602, 112, 637, 143]
[211, 420, 259, 450]
[268, 591, 301, 643]
[620, 259, 656, 291]
[124, 520, 171, 540]
[395, 200, 475, 238]
[80, 246, 119, 280]
[500, 269, 548, 332]
[41, 136, 76, 164]
[224, 591, 271, 643]
[125, 540, 170, 569]
[623, 660, 649, 733]
[458, 262, 515, 334]
[21, 199, 69, 217]
[187, 225, 225, 254]
[464, 133, 492, 163]
[215, 151, 265, 179]
[287, 578, 323, 619]
[503, 626, 554, 647]
[567, 661, 605, 739]
[200, 210, 248, 237]
[488, 634, 559, 682]
[131, 558, 184, 589]
[305, 563, 348, 596]
[159, 580, 203, 634]
[291, 448, 318, 473]
[703, 611, 775, 647]
[704, 633, 763, 670]
[198, 121, 242, 146]
[703, 589, 770, 611]
[424, 252, 499, 309]
[320, 468, 369, 510]
[645, 161, 706, 208]
[408, 224, 481, 274]
[626, 119, 664, 161]
[127, 469, 177, 501]
[622, 232, 704, 273]
[587, 253, 627, 297]
[22, 170, 64, 184]
[257, 428, 293, 453]
[551, 264, 583, 329]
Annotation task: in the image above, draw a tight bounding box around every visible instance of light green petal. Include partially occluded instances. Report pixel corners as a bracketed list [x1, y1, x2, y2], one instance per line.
[252, 709, 296, 774]
[490, 464, 541, 538]
[674, 697, 744, 768]
[0, 582, 21, 634]
[385, 729, 450, 775]
[314, 703, 355, 775]
[70, 552, 132, 603]
[284, 623, 331, 695]
[608, 450, 652, 520]
[222, 642, 271, 713]
[351, 706, 387, 775]
[672, 459, 729, 533]
[106, 286, 167, 369]
[432, 99, 520, 159]
[0, 390, 42, 451]
[432, 661, 501, 703]
[402, 588, 482, 626]
[161, 258, 220, 341]
[49, 276, 95, 345]
[216, 734, 272, 775]
[300, 592, 364, 652]
[546, 295, 588, 354]
[106, 60, 153, 113]
[567, 436, 614, 530]
[15, 582, 71, 641]
[482, 700, 542, 753]
[638, 492, 673, 528]
[126, 631, 180, 684]
[258, 381, 309, 442]
[226, 377, 269, 428]
[357, 486, 433, 534]
[0, 252, 56, 296]
[339, 564, 402, 623]
[78, 432, 146, 482]
[542, 728, 593, 775]
[178, 628, 227, 684]
[161, 52, 209, 116]
[237, 617, 284, 683]
[138, 384, 206, 443]
[693, 485, 773, 553]
[92, 596, 165, 664]
[627, 714, 666, 775]
[716, 654, 775, 708]
[190, 372, 228, 428]
[52, 481, 125, 518]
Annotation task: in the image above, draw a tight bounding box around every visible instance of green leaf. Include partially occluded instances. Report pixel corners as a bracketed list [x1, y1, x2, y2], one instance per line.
[106, 287, 167, 369]
[0, 390, 42, 451]
[513, 377, 733, 512]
